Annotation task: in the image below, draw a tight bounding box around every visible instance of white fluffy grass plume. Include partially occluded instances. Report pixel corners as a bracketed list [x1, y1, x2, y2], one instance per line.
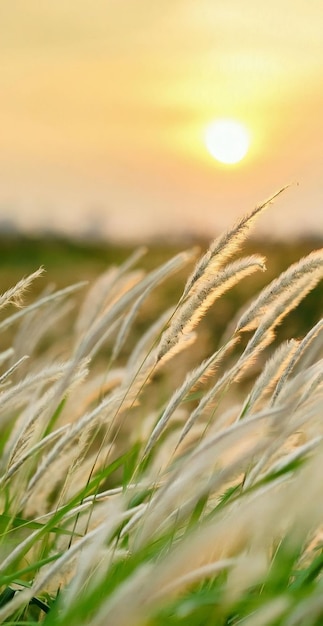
[0, 191, 322, 626]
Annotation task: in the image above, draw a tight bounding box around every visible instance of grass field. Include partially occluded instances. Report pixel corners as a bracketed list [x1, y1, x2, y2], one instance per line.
[0, 199, 322, 625]
[0, 231, 322, 344]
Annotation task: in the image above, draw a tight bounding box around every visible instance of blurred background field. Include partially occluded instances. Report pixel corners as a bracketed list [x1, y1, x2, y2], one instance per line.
[1, 233, 322, 354]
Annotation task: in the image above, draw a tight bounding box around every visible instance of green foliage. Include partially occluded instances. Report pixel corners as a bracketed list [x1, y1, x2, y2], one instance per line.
[0, 198, 322, 624]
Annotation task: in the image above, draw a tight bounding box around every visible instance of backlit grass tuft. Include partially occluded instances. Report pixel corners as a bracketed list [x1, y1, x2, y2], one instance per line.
[0, 191, 322, 625]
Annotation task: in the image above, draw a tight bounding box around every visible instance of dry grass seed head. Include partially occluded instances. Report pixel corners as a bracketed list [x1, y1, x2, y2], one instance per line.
[182, 187, 286, 300]
[145, 337, 239, 456]
[240, 339, 300, 417]
[0, 267, 44, 311]
[157, 254, 266, 363]
[236, 248, 323, 333]
[75, 245, 147, 337]
[0, 281, 87, 335]
[272, 318, 323, 403]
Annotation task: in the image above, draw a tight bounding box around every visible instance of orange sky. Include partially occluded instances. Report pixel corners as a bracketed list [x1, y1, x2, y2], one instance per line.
[1, 1, 323, 241]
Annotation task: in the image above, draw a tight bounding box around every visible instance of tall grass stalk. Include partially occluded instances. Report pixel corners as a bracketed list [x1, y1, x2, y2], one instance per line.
[0, 194, 322, 625]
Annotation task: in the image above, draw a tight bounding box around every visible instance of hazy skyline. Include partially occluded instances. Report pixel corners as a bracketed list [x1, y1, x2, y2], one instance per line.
[1, 1, 323, 242]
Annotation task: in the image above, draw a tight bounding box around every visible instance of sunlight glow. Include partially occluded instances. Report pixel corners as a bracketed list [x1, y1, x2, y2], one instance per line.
[204, 119, 250, 165]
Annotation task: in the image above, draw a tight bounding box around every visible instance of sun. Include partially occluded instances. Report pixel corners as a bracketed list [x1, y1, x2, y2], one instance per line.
[204, 119, 250, 165]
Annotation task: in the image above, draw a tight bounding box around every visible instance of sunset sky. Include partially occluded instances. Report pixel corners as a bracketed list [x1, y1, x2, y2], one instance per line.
[1, 1, 323, 242]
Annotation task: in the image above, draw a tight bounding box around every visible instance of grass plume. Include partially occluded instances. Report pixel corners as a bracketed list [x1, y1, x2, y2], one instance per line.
[0, 192, 322, 625]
